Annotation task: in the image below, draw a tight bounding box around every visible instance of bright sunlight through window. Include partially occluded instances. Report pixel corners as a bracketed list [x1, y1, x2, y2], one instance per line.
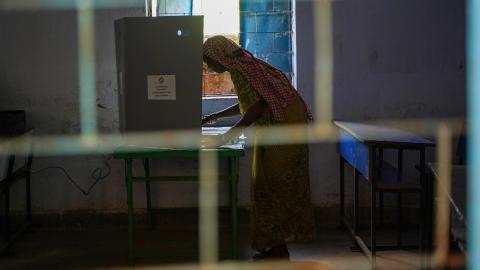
[193, 0, 239, 96]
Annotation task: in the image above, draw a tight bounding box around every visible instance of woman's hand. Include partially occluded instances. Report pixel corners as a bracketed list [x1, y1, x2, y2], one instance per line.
[201, 134, 226, 147]
[202, 114, 217, 125]
[202, 104, 240, 126]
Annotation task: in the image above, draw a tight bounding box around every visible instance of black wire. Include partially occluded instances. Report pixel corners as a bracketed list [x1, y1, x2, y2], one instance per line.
[29, 162, 111, 196]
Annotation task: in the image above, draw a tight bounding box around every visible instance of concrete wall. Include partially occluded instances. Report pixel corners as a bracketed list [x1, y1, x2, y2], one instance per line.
[296, 0, 466, 206]
[0, 7, 252, 211]
[1, 0, 466, 212]
[1, 8, 138, 211]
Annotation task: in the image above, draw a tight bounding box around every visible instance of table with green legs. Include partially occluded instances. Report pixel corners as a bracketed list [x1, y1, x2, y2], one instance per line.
[113, 128, 245, 263]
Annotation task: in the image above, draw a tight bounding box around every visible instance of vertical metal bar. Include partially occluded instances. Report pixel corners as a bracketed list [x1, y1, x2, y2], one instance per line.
[144, 158, 153, 229]
[234, 156, 240, 259]
[126, 159, 134, 264]
[369, 146, 377, 269]
[379, 147, 384, 228]
[151, 0, 157, 16]
[426, 163, 434, 269]
[397, 149, 403, 247]
[467, 0, 480, 269]
[419, 147, 426, 265]
[199, 150, 219, 264]
[340, 156, 345, 224]
[229, 157, 238, 259]
[314, 0, 333, 123]
[145, 0, 152, 16]
[26, 155, 33, 223]
[354, 168, 359, 235]
[433, 125, 452, 267]
[3, 156, 15, 243]
[4, 185, 10, 242]
[77, 0, 97, 135]
[378, 192, 383, 227]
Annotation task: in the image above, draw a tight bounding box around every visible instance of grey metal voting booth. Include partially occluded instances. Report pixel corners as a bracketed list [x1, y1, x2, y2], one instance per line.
[115, 16, 203, 132]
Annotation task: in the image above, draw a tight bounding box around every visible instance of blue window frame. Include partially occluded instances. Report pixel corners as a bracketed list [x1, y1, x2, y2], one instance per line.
[240, 0, 293, 79]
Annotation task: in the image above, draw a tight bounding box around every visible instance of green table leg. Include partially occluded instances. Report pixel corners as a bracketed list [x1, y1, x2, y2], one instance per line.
[126, 159, 134, 264]
[229, 157, 238, 259]
[144, 159, 153, 229]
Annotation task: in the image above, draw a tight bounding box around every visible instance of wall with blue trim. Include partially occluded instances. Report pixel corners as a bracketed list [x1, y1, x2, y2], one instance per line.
[0, 0, 467, 211]
[240, 0, 293, 78]
[296, 0, 466, 206]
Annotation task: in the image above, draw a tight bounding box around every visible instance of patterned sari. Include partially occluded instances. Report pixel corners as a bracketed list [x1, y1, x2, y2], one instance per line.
[230, 69, 317, 249]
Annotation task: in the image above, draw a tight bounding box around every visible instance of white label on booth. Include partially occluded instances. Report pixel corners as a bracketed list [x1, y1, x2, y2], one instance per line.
[147, 75, 176, 100]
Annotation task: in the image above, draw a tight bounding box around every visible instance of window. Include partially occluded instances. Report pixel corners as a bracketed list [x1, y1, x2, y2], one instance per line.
[240, 0, 293, 81]
[193, 0, 240, 97]
[191, 0, 294, 97]
[196, 0, 294, 126]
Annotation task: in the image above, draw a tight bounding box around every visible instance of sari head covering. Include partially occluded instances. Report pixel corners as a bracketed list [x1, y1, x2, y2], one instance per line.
[203, 35, 313, 121]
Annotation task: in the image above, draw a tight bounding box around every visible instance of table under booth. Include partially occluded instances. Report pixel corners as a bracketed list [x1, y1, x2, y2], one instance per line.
[113, 127, 245, 263]
[0, 111, 33, 255]
[333, 121, 435, 270]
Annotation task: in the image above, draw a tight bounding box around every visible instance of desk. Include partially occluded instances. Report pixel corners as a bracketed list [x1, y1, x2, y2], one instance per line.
[113, 127, 245, 263]
[334, 121, 434, 269]
[0, 110, 33, 255]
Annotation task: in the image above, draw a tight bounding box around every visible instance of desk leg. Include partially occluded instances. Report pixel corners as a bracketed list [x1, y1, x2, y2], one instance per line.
[426, 167, 434, 270]
[354, 169, 359, 235]
[397, 149, 404, 247]
[125, 159, 134, 264]
[3, 156, 15, 245]
[26, 155, 33, 225]
[371, 185, 377, 270]
[339, 157, 345, 226]
[229, 157, 239, 259]
[379, 148, 384, 228]
[419, 148, 426, 269]
[3, 183, 10, 243]
[370, 146, 377, 270]
[379, 192, 384, 227]
[143, 159, 153, 229]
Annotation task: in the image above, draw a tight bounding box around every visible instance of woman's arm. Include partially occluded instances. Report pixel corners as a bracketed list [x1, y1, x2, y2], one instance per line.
[202, 103, 240, 124]
[223, 100, 266, 141]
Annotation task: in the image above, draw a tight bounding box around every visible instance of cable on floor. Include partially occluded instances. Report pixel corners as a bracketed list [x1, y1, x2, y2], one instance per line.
[29, 160, 111, 196]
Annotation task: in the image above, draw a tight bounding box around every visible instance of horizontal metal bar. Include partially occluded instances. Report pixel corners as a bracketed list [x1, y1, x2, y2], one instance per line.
[0, 0, 143, 11]
[2, 120, 462, 157]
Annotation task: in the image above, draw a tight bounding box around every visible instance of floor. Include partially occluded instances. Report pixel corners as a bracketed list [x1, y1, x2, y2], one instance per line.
[0, 210, 424, 270]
